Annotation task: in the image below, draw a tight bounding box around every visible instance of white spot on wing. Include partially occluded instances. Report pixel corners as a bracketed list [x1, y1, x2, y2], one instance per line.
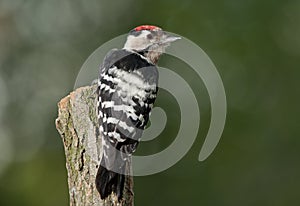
[102, 101, 114, 108]
[108, 132, 125, 142]
[100, 83, 116, 93]
[106, 117, 135, 133]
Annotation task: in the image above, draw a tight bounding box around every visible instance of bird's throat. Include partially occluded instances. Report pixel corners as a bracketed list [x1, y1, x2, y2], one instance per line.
[143, 50, 161, 65]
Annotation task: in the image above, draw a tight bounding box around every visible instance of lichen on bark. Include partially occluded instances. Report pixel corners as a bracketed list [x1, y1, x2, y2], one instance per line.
[55, 85, 134, 206]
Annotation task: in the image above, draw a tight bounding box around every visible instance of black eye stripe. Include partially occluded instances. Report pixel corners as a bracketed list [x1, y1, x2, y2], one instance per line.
[147, 34, 153, 39]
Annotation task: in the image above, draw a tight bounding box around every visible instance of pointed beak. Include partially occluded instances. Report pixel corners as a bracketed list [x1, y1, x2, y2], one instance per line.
[161, 33, 181, 44]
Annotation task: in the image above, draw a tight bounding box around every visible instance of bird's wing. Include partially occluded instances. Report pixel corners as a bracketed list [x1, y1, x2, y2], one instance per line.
[98, 49, 158, 170]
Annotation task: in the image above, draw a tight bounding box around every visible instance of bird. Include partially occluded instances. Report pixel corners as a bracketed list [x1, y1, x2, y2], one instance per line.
[95, 25, 180, 202]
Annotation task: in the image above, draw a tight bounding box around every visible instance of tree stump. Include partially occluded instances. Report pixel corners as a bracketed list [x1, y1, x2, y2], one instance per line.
[55, 85, 134, 206]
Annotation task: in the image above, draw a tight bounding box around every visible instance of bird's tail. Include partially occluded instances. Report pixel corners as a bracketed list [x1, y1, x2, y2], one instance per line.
[95, 157, 125, 202]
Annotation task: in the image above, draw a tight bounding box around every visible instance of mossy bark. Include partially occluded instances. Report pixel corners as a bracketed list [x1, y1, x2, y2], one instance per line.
[55, 85, 134, 206]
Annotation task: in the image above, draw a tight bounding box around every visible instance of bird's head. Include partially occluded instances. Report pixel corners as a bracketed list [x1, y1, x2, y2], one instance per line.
[124, 25, 181, 64]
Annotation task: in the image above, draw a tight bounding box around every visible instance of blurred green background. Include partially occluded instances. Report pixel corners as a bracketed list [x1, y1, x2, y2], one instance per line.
[0, 0, 299, 205]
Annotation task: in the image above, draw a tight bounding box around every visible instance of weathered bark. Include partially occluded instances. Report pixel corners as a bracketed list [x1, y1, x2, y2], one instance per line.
[55, 85, 134, 206]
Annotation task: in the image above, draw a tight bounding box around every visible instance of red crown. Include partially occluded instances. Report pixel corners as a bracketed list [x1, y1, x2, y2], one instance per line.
[134, 25, 161, 31]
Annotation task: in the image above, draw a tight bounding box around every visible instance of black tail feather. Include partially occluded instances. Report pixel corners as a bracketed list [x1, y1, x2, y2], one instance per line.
[95, 162, 125, 201]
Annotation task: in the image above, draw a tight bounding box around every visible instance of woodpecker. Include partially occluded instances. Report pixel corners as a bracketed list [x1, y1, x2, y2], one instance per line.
[95, 25, 180, 202]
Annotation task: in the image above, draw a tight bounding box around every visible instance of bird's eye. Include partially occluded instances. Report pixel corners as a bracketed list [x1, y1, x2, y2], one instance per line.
[147, 34, 153, 39]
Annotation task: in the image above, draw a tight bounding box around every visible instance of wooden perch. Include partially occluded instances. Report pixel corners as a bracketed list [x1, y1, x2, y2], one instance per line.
[55, 85, 134, 206]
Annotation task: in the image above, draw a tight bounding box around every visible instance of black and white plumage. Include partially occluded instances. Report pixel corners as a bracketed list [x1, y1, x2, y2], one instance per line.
[95, 25, 180, 202]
